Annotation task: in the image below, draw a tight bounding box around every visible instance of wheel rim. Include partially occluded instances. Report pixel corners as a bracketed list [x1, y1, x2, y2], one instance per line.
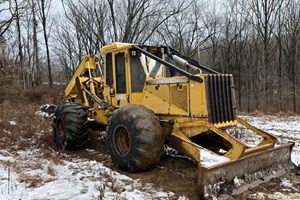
[56, 118, 65, 139]
[113, 125, 131, 156]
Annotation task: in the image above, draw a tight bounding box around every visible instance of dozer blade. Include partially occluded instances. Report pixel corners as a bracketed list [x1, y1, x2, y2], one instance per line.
[197, 142, 295, 199]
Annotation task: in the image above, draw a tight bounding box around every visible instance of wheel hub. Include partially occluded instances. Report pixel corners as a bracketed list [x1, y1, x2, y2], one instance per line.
[113, 125, 131, 156]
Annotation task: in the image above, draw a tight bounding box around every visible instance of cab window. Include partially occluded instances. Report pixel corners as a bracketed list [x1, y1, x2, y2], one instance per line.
[130, 54, 146, 92]
[115, 52, 126, 93]
[106, 53, 113, 86]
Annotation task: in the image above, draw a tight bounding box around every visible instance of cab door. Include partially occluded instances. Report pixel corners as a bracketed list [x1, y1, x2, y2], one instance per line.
[114, 52, 129, 107]
[104, 50, 133, 107]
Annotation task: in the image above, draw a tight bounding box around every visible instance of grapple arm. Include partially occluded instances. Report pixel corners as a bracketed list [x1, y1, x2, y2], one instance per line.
[64, 55, 105, 108]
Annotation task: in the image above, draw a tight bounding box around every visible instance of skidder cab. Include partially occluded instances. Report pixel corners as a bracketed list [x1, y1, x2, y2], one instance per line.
[53, 43, 295, 198]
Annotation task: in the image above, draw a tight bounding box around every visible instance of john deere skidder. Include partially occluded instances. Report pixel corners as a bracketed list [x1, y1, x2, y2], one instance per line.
[52, 43, 294, 198]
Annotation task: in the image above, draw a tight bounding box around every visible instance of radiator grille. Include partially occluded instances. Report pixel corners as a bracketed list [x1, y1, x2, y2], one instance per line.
[205, 75, 236, 124]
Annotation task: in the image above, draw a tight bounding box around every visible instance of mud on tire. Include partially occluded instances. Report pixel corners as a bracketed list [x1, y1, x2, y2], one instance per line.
[53, 102, 89, 150]
[107, 105, 163, 172]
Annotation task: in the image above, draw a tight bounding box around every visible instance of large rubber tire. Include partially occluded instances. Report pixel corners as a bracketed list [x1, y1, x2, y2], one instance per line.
[107, 105, 163, 172]
[53, 102, 89, 150]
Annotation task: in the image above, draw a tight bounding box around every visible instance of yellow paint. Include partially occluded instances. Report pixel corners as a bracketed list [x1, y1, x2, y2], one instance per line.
[145, 84, 170, 103]
[65, 56, 98, 99]
[90, 109, 109, 125]
[189, 78, 208, 117]
[131, 93, 144, 104]
[101, 43, 133, 55]
[170, 129, 201, 162]
[141, 90, 170, 114]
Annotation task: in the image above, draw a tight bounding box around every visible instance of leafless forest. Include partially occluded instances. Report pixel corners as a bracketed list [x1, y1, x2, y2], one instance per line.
[0, 0, 300, 113]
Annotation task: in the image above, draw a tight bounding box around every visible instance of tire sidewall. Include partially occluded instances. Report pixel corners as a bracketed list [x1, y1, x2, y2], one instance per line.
[54, 116, 66, 148]
[53, 104, 67, 149]
[53, 102, 89, 150]
[107, 108, 140, 171]
[107, 105, 163, 172]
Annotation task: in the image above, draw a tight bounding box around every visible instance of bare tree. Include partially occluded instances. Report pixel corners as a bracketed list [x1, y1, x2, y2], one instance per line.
[246, 0, 285, 111]
[107, 0, 189, 43]
[13, 0, 27, 89]
[54, 22, 79, 78]
[219, 0, 249, 110]
[0, 0, 15, 38]
[55, 0, 190, 79]
[61, 0, 107, 56]
[37, 0, 52, 87]
[31, 0, 40, 86]
[157, 0, 217, 63]
[281, 1, 300, 112]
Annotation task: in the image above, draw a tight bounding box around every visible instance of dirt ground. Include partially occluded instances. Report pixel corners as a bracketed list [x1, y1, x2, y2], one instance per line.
[0, 85, 300, 199]
[74, 132, 200, 199]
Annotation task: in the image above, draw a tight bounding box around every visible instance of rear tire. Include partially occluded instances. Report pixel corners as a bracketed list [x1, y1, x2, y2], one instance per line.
[107, 105, 163, 172]
[53, 102, 89, 150]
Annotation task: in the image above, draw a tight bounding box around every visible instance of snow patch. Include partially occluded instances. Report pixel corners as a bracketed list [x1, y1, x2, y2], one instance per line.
[200, 149, 230, 167]
[8, 121, 16, 125]
[0, 167, 27, 199]
[35, 104, 56, 118]
[233, 176, 241, 188]
[280, 178, 293, 188]
[0, 150, 182, 200]
[248, 192, 300, 199]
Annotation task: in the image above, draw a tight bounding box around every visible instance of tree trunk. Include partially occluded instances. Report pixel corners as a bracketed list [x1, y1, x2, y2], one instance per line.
[32, 0, 40, 86]
[40, 0, 52, 87]
[15, 0, 26, 90]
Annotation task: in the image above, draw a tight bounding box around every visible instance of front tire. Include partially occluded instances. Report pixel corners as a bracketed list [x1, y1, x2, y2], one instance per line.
[53, 102, 89, 150]
[107, 105, 163, 172]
